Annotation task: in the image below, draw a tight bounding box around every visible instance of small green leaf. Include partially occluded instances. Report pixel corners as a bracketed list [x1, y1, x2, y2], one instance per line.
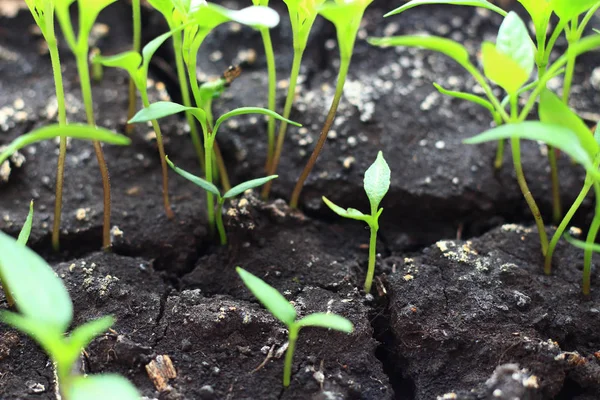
[78, 0, 118, 50]
[482, 42, 529, 94]
[0, 124, 130, 165]
[129, 101, 206, 127]
[296, 313, 354, 332]
[142, 28, 186, 71]
[539, 89, 599, 157]
[236, 267, 297, 326]
[551, 0, 600, 21]
[17, 201, 34, 245]
[496, 12, 535, 77]
[322, 196, 370, 222]
[69, 374, 140, 400]
[66, 316, 114, 356]
[464, 122, 599, 179]
[383, 0, 507, 17]
[368, 36, 473, 71]
[193, 4, 280, 30]
[517, 0, 551, 30]
[433, 83, 496, 114]
[214, 107, 301, 136]
[92, 51, 142, 80]
[166, 157, 221, 197]
[223, 176, 278, 199]
[318, 0, 373, 59]
[147, 0, 174, 17]
[0, 232, 73, 331]
[364, 152, 391, 211]
[0, 311, 64, 357]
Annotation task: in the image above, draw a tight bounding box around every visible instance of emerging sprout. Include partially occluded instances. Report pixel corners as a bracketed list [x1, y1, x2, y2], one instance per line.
[236, 267, 353, 387]
[166, 157, 277, 245]
[322, 151, 390, 293]
[0, 232, 139, 399]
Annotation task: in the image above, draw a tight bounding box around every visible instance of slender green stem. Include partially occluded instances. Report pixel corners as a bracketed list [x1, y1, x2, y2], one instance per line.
[583, 182, 600, 295]
[202, 97, 231, 191]
[283, 325, 299, 387]
[76, 53, 112, 250]
[562, 53, 576, 104]
[262, 49, 304, 199]
[545, 178, 592, 274]
[126, 0, 141, 134]
[492, 114, 504, 169]
[577, 4, 600, 37]
[260, 27, 277, 172]
[548, 147, 562, 224]
[205, 136, 216, 235]
[364, 220, 379, 294]
[172, 30, 205, 171]
[216, 198, 227, 245]
[544, 20, 567, 62]
[1, 274, 15, 307]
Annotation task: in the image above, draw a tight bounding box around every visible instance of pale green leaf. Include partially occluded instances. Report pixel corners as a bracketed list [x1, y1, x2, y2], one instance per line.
[322, 196, 370, 222]
[0, 232, 73, 331]
[368, 36, 473, 71]
[236, 267, 297, 326]
[193, 4, 280, 30]
[0, 124, 130, 165]
[363, 152, 391, 211]
[78, 0, 118, 50]
[214, 107, 301, 135]
[539, 89, 599, 157]
[384, 0, 507, 17]
[223, 176, 278, 199]
[517, 0, 552, 28]
[147, 0, 174, 17]
[0, 311, 64, 357]
[318, 0, 373, 58]
[296, 313, 354, 332]
[129, 101, 206, 126]
[69, 374, 140, 400]
[496, 12, 535, 77]
[17, 201, 34, 245]
[92, 51, 142, 78]
[551, 0, 600, 21]
[166, 157, 221, 197]
[433, 83, 496, 114]
[482, 42, 528, 94]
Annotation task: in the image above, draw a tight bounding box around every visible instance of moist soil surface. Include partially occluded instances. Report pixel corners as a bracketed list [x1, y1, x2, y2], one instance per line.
[2, 1, 600, 399]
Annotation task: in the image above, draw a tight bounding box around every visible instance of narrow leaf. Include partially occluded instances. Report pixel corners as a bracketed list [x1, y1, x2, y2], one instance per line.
[17, 201, 34, 245]
[517, 0, 551, 28]
[214, 107, 301, 136]
[496, 12, 535, 77]
[322, 196, 369, 222]
[551, 0, 600, 21]
[482, 42, 528, 94]
[384, 0, 507, 17]
[296, 313, 354, 332]
[69, 374, 140, 400]
[92, 51, 142, 77]
[363, 151, 391, 211]
[223, 175, 278, 199]
[166, 157, 221, 197]
[564, 232, 600, 252]
[66, 316, 115, 356]
[78, 0, 118, 49]
[433, 83, 496, 114]
[0, 311, 64, 357]
[129, 101, 205, 125]
[236, 267, 297, 326]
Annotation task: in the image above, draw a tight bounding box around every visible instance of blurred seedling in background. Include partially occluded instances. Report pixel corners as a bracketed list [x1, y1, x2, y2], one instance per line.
[55, 0, 117, 250]
[0, 231, 139, 399]
[23, 0, 68, 252]
[236, 267, 353, 387]
[261, 0, 326, 199]
[167, 157, 277, 244]
[126, 0, 142, 134]
[129, 102, 300, 238]
[322, 151, 390, 293]
[290, 0, 374, 208]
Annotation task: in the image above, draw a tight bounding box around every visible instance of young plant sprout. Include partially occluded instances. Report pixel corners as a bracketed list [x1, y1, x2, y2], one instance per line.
[129, 102, 300, 237]
[55, 0, 117, 250]
[261, 0, 326, 199]
[23, 0, 68, 252]
[0, 232, 140, 400]
[290, 0, 374, 208]
[92, 27, 193, 219]
[322, 151, 389, 293]
[236, 267, 353, 387]
[126, 0, 142, 134]
[251, 0, 278, 171]
[166, 157, 277, 244]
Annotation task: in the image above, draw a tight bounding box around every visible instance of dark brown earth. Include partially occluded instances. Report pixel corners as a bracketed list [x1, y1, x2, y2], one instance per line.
[2, 0, 600, 399]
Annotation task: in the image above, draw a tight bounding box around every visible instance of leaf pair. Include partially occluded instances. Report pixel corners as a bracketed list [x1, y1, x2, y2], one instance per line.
[318, 0, 374, 59]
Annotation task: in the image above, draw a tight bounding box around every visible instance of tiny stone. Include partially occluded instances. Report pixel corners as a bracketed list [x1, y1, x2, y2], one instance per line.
[452, 177, 459, 185]
[327, 130, 337, 139]
[347, 137, 357, 147]
[342, 156, 355, 169]
[75, 208, 87, 221]
[435, 140, 446, 149]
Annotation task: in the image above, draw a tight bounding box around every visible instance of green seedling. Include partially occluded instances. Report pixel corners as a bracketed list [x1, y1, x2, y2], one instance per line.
[322, 151, 390, 293]
[236, 267, 353, 387]
[166, 157, 277, 244]
[252, 0, 278, 171]
[290, 0, 374, 208]
[126, 0, 142, 134]
[0, 231, 139, 399]
[23, 0, 68, 252]
[92, 26, 194, 219]
[262, 0, 326, 199]
[129, 102, 300, 237]
[55, 0, 117, 250]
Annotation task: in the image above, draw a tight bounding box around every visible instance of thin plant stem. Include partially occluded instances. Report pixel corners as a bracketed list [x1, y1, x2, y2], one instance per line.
[545, 178, 593, 274]
[76, 54, 112, 250]
[583, 182, 600, 295]
[204, 137, 216, 235]
[364, 221, 378, 294]
[261, 49, 304, 199]
[283, 325, 299, 387]
[46, 20, 68, 252]
[140, 92, 174, 219]
[260, 27, 277, 171]
[213, 143, 231, 191]
[290, 58, 349, 208]
[216, 199, 227, 245]
[126, 0, 141, 134]
[548, 147, 561, 223]
[0, 274, 14, 307]
[172, 30, 205, 171]
[494, 140, 504, 169]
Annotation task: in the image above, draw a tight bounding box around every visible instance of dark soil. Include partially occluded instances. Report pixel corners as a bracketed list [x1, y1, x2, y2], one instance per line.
[2, 0, 600, 399]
